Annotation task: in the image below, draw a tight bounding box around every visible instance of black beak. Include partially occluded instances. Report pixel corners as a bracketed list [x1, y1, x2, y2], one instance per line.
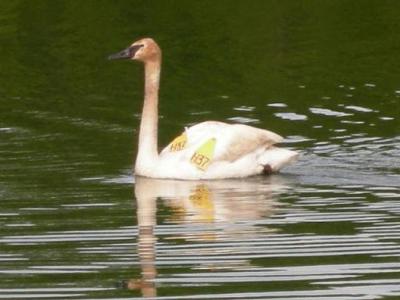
[108, 44, 144, 60]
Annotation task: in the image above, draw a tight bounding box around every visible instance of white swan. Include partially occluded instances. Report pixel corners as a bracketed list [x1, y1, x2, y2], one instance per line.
[109, 38, 298, 180]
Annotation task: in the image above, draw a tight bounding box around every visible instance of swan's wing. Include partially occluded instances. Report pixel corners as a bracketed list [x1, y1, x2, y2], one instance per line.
[161, 121, 283, 162]
[213, 123, 283, 162]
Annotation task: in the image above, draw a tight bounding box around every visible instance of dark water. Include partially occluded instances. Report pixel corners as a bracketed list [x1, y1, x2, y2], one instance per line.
[1, 1, 400, 299]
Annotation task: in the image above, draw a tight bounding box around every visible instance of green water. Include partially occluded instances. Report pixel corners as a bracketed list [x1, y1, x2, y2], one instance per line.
[1, 1, 399, 299]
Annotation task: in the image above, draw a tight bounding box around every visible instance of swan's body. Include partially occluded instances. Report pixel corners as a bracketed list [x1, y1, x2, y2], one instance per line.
[109, 38, 298, 180]
[153, 121, 296, 179]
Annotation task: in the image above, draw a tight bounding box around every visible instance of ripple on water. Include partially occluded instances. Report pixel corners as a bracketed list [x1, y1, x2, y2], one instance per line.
[345, 105, 375, 113]
[274, 112, 308, 121]
[267, 102, 288, 108]
[227, 116, 259, 124]
[21, 110, 132, 134]
[309, 107, 353, 117]
[233, 106, 256, 112]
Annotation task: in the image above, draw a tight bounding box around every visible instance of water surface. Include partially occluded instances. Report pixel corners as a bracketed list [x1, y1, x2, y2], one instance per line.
[0, 1, 399, 299]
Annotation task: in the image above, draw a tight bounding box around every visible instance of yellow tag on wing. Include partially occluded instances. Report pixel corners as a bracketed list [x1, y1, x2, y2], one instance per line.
[190, 138, 216, 171]
[169, 132, 187, 152]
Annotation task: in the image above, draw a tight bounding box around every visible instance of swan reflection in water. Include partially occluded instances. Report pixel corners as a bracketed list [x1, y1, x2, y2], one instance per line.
[124, 175, 291, 297]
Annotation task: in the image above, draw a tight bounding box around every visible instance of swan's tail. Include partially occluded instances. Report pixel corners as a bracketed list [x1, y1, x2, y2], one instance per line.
[259, 147, 299, 172]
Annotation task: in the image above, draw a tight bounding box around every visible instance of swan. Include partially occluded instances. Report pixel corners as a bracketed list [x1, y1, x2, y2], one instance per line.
[109, 38, 298, 180]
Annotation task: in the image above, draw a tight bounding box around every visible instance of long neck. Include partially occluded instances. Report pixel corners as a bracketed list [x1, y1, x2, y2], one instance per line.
[136, 58, 161, 171]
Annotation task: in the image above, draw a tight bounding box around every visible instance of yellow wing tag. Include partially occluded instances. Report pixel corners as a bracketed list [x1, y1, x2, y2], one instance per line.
[169, 132, 187, 152]
[190, 138, 216, 171]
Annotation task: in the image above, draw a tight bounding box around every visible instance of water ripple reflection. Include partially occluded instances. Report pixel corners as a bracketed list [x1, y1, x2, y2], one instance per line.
[1, 173, 400, 299]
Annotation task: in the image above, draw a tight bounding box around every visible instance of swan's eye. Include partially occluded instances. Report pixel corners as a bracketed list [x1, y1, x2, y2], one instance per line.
[129, 44, 144, 57]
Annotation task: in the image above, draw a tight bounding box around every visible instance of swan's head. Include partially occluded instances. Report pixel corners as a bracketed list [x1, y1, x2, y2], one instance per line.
[108, 38, 161, 62]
